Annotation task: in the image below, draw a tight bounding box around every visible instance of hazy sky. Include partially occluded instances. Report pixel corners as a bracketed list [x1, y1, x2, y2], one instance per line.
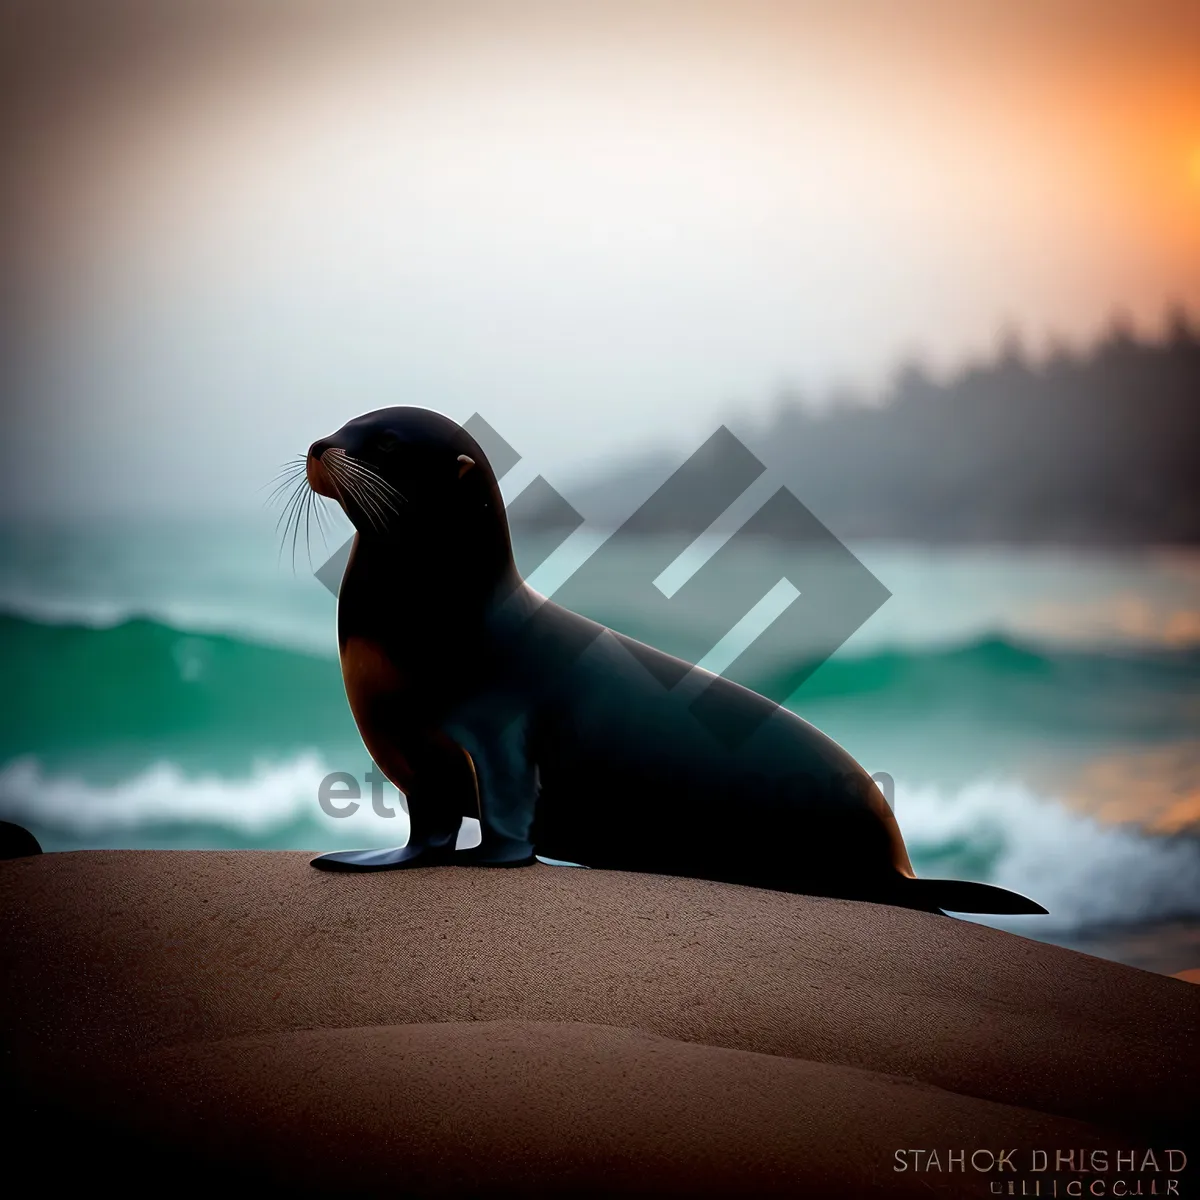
[6, 0, 1200, 517]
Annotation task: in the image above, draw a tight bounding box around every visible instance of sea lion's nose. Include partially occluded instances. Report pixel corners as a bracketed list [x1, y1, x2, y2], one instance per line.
[306, 440, 338, 498]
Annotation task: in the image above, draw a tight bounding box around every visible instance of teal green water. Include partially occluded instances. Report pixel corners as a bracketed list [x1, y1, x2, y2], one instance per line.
[1, 517, 1198, 949]
[4, 613, 1197, 777]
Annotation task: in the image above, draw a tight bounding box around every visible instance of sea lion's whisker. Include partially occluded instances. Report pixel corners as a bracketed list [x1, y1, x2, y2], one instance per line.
[345, 475, 390, 533]
[262, 456, 307, 487]
[299, 449, 357, 522]
[262, 463, 309, 513]
[274, 485, 306, 542]
[335, 452, 406, 508]
[303, 489, 315, 568]
[267, 446, 400, 561]
[322, 458, 373, 522]
[264, 469, 307, 507]
[359, 476, 401, 525]
[301, 488, 333, 562]
[261, 457, 306, 490]
[324, 454, 392, 531]
[279, 499, 303, 567]
[274, 477, 308, 535]
[338, 469, 403, 519]
[357, 476, 402, 516]
[290, 486, 314, 570]
[349, 474, 402, 529]
[325, 464, 384, 532]
[317, 509, 334, 548]
[264, 458, 307, 497]
[267, 457, 306, 481]
[356, 473, 405, 511]
[310, 492, 332, 548]
[276, 476, 316, 569]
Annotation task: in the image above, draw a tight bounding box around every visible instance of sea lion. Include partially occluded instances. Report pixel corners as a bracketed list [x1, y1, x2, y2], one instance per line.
[303, 407, 1045, 915]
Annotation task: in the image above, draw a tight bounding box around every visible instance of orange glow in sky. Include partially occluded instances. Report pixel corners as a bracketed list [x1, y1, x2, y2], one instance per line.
[5, 0, 1200, 510]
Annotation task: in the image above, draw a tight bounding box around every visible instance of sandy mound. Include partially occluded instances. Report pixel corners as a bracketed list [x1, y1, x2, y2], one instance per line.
[2, 851, 1195, 1194]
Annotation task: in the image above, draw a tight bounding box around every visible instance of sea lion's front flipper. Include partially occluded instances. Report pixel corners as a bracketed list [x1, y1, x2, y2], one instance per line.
[310, 734, 473, 873]
[310, 842, 456, 872]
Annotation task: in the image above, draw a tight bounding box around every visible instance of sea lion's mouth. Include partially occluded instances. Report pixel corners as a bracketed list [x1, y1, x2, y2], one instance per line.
[306, 446, 339, 500]
[269, 429, 408, 567]
[306, 443, 405, 533]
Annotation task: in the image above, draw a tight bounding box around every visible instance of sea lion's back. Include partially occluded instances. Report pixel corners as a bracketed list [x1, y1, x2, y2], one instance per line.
[527, 619, 894, 888]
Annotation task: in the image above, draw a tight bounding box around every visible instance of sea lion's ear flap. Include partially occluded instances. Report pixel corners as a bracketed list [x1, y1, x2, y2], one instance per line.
[456, 454, 476, 480]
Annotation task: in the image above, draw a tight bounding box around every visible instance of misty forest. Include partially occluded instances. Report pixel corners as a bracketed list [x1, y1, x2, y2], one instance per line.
[519, 307, 1200, 544]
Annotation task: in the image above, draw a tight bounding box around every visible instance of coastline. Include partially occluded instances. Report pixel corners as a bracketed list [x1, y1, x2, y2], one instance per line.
[2, 849, 1195, 1194]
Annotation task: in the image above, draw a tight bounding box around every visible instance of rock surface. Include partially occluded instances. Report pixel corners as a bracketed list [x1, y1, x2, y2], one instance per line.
[1, 850, 1196, 1195]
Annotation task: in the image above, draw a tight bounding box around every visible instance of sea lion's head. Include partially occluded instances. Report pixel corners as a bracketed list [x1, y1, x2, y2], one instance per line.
[306, 407, 515, 586]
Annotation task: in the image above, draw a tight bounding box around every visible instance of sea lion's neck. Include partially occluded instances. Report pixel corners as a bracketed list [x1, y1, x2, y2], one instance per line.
[337, 531, 523, 643]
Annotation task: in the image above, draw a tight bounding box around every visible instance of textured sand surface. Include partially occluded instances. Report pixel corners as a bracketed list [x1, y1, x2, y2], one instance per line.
[2, 851, 1196, 1195]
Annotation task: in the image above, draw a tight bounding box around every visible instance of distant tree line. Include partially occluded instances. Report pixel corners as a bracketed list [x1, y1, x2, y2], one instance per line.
[516, 305, 1200, 544]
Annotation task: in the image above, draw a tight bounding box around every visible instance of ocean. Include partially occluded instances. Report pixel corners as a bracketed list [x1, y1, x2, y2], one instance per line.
[2, 513, 1198, 973]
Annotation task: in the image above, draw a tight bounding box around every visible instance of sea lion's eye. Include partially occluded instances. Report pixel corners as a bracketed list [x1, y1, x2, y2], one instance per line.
[374, 433, 398, 453]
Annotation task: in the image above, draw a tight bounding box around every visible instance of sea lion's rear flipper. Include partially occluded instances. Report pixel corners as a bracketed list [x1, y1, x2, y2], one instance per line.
[900, 877, 1048, 915]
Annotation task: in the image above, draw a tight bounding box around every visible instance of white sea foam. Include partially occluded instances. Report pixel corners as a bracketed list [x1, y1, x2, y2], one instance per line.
[898, 778, 1200, 933]
[0, 754, 482, 848]
[2, 755, 1196, 934]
